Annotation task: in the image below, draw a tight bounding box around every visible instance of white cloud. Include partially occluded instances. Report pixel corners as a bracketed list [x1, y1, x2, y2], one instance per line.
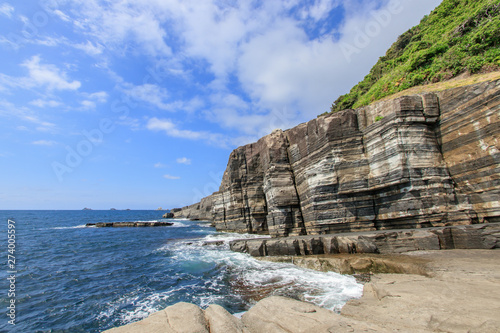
[87, 91, 108, 103]
[154, 162, 167, 168]
[0, 99, 57, 132]
[53, 9, 70, 22]
[46, 0, 442, 139]
[116, 116, 141, 131]
[80, 100, 96, 109]
[301, 0, 340, 21]
[63, 0, 172, 57]
[176, 157, 191, 165]
[21, 56, 81, 91]
[122, 83, 172, 110]
[147, 117, 201, 140]
[146, 117, 228, 147]
[163, 174, 180, 180]
[32, 140, 57, 146]
[0, 3, 14, 18]
[30, 99, 62, 108]
[73, 40, 104, 56]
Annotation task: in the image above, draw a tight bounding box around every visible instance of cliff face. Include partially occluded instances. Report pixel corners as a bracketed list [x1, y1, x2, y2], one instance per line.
[176, 79, 500, 237]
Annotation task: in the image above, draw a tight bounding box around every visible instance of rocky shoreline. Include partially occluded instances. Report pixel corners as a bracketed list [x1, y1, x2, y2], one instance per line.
[104, 78, 500, 332]
[105, 248, 500, 333]
[86, 221, 174, 227]
[105, 224, 500, 332]
[229, 222, 500, 257]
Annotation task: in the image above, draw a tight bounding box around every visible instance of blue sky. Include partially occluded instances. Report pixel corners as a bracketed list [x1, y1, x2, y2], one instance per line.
[0, 0, 442, 210]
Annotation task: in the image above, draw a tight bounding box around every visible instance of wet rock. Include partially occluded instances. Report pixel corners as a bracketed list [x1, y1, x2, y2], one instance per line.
[231, 223, 500, 257]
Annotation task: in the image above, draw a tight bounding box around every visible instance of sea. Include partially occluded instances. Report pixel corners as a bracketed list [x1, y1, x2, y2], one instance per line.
[0, 210, 363, 332]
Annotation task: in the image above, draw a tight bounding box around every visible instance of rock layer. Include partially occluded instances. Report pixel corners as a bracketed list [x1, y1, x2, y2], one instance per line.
[229, 222, 500, 257]
[176, 79, 500, 237]
[86, 222, 174, 227]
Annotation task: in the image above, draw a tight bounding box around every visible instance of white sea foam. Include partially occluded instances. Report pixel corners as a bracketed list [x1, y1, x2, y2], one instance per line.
[52, 224, 87, 230]
[103, 230, 363, 328]
[169, 221, 189, 227]
[157, 232, 363, 312]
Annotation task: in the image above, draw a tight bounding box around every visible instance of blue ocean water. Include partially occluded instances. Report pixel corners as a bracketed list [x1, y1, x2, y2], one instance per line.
[0, 210, 362, 332]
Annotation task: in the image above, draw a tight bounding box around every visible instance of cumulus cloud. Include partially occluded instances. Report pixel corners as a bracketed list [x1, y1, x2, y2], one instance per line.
[21, 56, 81, 91]
[87, 91, 108, 103]
[51, 0, 441, 140]
[176, 157, 191, 165]
[73, 40, 104, 56]
[146, 117, 228, 147]
[30, 99, 62, 108]
[32, 140, 57, 146]
[1, 56, 81, 93]
[58, 0, 172, 57]
[163, 174, 180, 180]
[122, 83, 173, 111]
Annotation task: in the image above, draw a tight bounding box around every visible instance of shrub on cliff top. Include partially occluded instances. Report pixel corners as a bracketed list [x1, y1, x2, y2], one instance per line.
[329, 0, 500, 113]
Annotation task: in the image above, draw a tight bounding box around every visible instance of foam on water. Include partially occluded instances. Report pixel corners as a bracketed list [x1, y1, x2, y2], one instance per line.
[51, 224, 87, 230]
[0, 211, 363, 332]
[157, 232, 363, 312]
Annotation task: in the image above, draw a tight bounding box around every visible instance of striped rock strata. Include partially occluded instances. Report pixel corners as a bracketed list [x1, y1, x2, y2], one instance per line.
[175, 79, 500, 237]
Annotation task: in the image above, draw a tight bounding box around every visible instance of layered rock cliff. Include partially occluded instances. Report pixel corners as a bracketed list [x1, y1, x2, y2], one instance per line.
[175, 79, 500, 237]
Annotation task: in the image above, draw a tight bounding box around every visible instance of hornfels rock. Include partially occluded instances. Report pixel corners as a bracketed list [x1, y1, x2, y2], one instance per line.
[104, 250, 500, 333]
[241, 296, 384, 332]
[174, 195, 214, 221]
[179, 80, 500, 237]
[105, 302, 209, 333]
[230, 223, 500, 257]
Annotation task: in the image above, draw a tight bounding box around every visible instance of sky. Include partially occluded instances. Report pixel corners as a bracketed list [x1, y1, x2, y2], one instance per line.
[0, 0, 442, 210]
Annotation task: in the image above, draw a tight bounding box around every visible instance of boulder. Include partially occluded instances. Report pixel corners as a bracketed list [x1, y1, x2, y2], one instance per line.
[242, 296, 383, 332]
[204, 304, 244, 333]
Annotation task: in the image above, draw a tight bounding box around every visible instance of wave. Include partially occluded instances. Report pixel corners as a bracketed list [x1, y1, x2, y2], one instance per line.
[51, 224, 87, 230]
[153, 233, 362, 312]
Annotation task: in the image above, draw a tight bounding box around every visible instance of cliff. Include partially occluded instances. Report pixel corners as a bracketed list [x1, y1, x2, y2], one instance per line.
[176, 78, 500, 237]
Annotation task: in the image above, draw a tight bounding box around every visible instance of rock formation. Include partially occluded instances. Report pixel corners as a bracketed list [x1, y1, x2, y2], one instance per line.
[229, 222, 500, 257]
[175, 79, 500, 237]
[105, 249, 500, 333]
[86, 222, 173, 227]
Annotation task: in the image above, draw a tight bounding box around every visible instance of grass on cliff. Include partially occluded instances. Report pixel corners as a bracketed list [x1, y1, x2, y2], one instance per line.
[327, 0, 500, 114]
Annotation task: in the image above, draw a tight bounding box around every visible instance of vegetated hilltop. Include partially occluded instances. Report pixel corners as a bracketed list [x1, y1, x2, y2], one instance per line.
[330, 0, 500, 113]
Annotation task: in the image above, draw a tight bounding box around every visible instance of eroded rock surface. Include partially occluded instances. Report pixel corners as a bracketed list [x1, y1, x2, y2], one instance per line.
[175, 80, 500, 237]
[230, 223, 500, 257]
[105, 250, 500, 333]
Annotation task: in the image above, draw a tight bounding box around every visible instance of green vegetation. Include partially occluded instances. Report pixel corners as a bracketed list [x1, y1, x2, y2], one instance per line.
[375, 116, 384, 122]
[330, 0, 500, 113]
